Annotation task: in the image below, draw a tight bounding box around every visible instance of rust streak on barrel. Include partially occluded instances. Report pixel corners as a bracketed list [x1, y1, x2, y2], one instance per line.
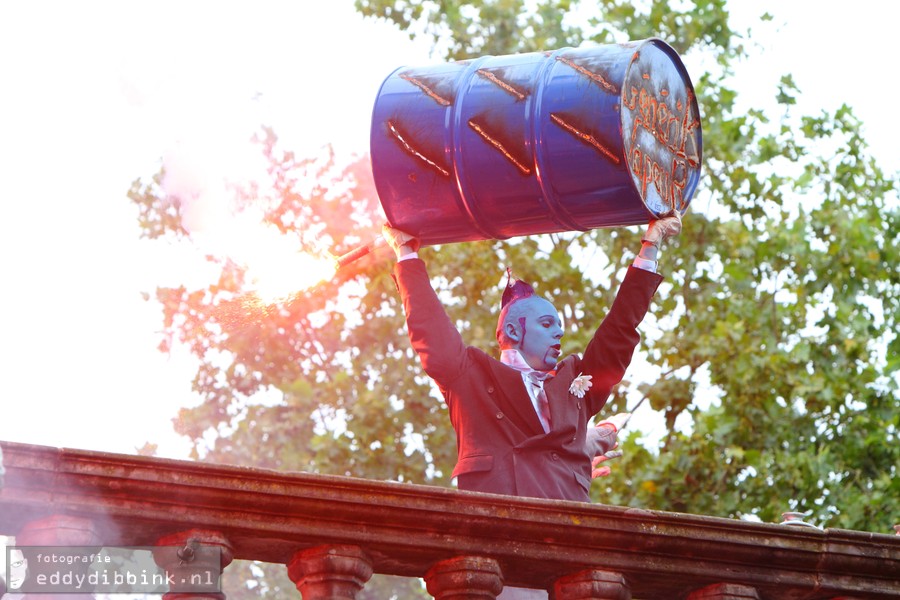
[468, 119, 532, 175]
[399, 73, 452, 106]
[555, 56, 618, 94]
[386, 120, 451, 177]
[549, 113, 621, 164]
[475, 69, 528, 101]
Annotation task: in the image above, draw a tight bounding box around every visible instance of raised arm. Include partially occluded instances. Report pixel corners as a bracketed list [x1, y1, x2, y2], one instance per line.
[384, 225, 471, 387]
[581, 212, 682, 415]
[581, 213, 683, 475]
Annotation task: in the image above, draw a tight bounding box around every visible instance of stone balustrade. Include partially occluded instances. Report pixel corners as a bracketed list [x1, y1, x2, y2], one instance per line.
[1, 441, 897, 599]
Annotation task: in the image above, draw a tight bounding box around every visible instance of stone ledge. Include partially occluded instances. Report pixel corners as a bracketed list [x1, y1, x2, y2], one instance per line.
[1, 441, 897, 599]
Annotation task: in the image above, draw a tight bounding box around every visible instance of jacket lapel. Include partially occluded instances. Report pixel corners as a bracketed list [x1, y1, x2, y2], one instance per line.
[486, 359, 546, 436]
[544, 359, 576, 429]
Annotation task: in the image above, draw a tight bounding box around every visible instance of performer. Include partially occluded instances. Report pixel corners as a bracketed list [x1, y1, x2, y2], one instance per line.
[383, 215, 681, 503]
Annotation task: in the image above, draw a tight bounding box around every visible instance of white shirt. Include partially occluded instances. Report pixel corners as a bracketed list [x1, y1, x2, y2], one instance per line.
[500, 348, 553, 432]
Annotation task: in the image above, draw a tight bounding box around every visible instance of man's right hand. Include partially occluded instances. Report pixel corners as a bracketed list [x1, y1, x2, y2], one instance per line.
[382, 223, 420, 259]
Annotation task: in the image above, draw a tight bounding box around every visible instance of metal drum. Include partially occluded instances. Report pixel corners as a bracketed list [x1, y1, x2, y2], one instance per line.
[370, 39, 702, 245]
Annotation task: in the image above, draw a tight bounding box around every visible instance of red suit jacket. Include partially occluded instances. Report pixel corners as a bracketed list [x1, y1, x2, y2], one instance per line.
[394, 259, 662, 502]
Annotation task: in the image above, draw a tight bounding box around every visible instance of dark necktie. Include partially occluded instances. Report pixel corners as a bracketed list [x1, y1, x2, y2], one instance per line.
[526, 371, 553, 432]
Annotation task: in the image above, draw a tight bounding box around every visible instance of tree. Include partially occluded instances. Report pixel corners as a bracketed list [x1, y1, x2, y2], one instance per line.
[129, 1, 898, 595]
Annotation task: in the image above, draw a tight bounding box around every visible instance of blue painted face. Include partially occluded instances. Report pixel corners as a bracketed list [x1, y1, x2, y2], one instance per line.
[514, 297, 563, 371]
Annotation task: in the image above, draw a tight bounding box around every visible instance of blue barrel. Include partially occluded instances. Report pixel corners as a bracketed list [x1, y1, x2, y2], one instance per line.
[370, 38, 702, 245]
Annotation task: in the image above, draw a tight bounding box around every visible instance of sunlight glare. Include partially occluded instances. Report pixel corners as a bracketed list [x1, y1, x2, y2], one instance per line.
[246, 245, 337, 304]
[160, 122, 340, 304]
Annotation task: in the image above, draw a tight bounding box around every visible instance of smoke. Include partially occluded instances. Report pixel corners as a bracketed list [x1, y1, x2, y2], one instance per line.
[161, 129, 268, 239]
[158, 127, 345, 304]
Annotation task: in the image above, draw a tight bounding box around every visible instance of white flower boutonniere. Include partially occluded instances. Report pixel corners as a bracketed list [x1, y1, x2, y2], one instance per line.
[569, 373, 593, 398]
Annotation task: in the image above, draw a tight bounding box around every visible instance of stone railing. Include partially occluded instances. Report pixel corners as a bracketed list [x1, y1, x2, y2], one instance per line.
[1, 440, 897, 599]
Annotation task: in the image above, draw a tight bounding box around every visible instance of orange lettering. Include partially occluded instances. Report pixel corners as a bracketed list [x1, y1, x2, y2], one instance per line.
[624, 79, 700, 210]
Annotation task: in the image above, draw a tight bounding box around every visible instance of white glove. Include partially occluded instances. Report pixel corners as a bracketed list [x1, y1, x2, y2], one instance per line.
[642, 211, 683, 248]
[382, 223, 420, 258]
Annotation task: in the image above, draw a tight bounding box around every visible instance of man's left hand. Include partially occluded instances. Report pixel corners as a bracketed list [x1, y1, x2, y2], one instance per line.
[585, 413, 630, 478]
[643, 211, 683, 248]
[591, 449, 623, 479]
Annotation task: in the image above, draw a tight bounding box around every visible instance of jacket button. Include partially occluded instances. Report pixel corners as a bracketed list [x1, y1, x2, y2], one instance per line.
[551, 452, 559, 461]
[496, 412, 504, 419]
[487, 386, 495, 393]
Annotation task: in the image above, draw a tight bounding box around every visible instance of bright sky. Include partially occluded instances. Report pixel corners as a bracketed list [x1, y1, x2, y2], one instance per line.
[0, 1, 897, 460]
